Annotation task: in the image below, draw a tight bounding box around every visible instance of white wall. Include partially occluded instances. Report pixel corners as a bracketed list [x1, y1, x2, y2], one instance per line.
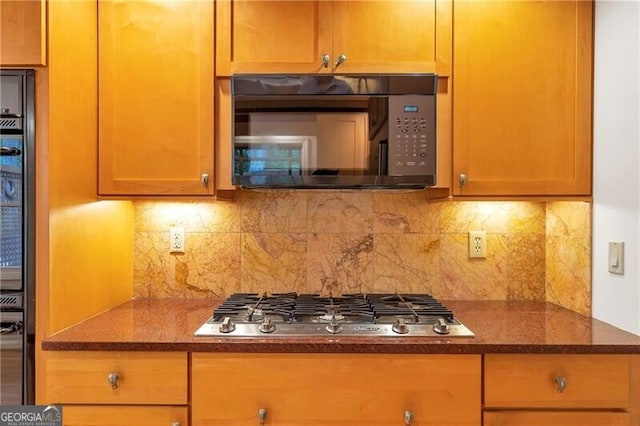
[592, 0, 640, 334]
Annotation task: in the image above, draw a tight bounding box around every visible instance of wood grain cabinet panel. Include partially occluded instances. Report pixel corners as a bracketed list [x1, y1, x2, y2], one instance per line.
[60, 405, 188, 426]
[484, 354, 630, 409]
[0, 0, 46, 66]
[216, 0, 449, 75]
[452, 0, 592, 196]
[44, 351, 188, 405]
[484, 411, 630, 426]
[98, 0, 214, 195]
[192, 353, 481, 426]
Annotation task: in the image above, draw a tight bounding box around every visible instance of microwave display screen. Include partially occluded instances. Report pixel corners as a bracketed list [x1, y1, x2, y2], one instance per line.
[231, 74, 437, 189]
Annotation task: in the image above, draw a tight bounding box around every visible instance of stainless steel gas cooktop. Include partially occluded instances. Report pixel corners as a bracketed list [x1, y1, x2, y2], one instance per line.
[194, 292, 474, 338]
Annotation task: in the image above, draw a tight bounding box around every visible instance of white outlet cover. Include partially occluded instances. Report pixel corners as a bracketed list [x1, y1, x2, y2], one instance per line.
[170, 227, 185, 254]
[468, 230, 487, 259]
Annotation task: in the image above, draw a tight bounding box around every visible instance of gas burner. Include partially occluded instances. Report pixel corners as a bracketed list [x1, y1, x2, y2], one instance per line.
[212, 292, 296, 323]
[195, 292, 474, 338]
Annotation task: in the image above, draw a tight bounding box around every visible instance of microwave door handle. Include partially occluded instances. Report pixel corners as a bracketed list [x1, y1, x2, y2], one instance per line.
[377, 139, 388, 176]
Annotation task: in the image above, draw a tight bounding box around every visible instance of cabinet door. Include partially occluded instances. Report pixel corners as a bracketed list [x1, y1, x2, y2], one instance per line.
[332, 0, 442, 74]
[98, 0, 214, 195]
[0, 0, 46, 66]
[192, 353, 481, 426]
[452, 0, 592, 196]
[484, 411, 630, 426]
[61, 406, 188, 426]
[216, 0, 333, 75]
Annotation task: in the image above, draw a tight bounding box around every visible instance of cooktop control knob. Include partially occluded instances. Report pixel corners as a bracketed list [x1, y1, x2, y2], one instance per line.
[392, 318, 409, 334]
[433, 317, 450, 335]
[259, 317, 276, 333]
[219, 316, 236, 334]
[325, 316, 344, 334]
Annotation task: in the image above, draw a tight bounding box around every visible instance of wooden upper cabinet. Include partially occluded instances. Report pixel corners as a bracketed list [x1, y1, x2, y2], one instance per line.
[98, 0, 214, 195]
[452, 0, 593, 197]
[216, 1, 332, 75]
[0, 0, 46, 66]
[216, 0, 450, 75]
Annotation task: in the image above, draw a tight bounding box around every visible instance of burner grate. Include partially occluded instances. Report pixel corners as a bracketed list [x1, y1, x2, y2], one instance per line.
[368, 293, 454, 322]
[212, 292, 296, 323]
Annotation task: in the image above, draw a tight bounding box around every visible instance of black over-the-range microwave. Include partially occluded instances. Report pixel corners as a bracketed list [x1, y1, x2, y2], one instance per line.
[231, 73, 437, 190]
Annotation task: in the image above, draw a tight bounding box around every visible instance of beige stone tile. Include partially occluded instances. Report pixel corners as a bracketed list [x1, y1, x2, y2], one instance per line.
[546, 235, 591, 316]
[373, 234, 439, 294]
[440, 201, 512, 234]
[547, 201, 591, 236]
[133, 232, 240, 298]
[307, 233, 374, 295]
[238, 190, 307, 233]
[241, 233, 307, 294]
[308, 192, 374, 233]
[508, 202, 546, 234]
[506, 234, 546, 300]
[134, 200, 241, 233]
[373, 192, 439, 234]
[439, 233, 509, 300]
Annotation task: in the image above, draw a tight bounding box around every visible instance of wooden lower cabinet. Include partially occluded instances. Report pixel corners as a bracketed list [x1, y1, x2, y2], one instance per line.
[60, 405, 188, 426]
[484, 411, 630, 426]
[484, 354, 632, 426]
[191, 353, 481, 426]
[43, 351, 188, 426]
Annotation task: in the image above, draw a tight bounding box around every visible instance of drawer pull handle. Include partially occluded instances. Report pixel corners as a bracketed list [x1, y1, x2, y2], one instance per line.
[258, 408, 267, 425]
[404, 410, 414, 425]
[554, 375, 567, 393]
[171, 422, 180, 426]
[107, 372, 119, 389]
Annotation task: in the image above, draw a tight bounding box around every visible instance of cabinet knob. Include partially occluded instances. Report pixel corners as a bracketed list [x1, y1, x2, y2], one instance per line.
[107, 372, 119, 389]
[335, 54, 347, 68]
[258, 408, 267, 425]
[171, 422, 180, 426]
[200, 173, 209, 187]
[554, 375, 567, 393]
[321, 54, 330, 68]
[458, 173, 468, 187]
[404, 410, 414, 425]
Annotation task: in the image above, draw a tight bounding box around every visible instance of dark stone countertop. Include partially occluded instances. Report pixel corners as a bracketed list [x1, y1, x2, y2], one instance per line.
[41, 298, 640, 354]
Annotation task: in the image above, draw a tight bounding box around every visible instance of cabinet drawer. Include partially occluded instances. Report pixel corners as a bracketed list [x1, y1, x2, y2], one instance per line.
[45, 351, 187, 404]
[61, 405, 188, 426]
[484, 411, 630, 426]
[193, 353, 481, 426]
[484, 354, 630, 409]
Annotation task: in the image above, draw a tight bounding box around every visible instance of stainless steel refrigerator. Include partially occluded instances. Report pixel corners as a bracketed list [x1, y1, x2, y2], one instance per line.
[0, 69, 35, 405]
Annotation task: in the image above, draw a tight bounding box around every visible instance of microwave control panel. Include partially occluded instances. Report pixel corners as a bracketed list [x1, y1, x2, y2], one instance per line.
[387, 95, 436, 176]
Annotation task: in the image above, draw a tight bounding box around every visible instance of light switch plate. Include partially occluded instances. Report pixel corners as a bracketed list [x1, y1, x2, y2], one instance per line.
[608, 241, 624, 275]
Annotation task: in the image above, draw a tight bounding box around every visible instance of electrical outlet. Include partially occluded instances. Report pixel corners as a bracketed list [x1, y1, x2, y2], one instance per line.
[170, 226, 185, 254]
[468, 231, 487, 259]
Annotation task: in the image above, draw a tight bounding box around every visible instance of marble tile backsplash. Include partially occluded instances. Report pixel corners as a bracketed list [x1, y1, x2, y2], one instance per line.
[133, 192, 591, 315]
